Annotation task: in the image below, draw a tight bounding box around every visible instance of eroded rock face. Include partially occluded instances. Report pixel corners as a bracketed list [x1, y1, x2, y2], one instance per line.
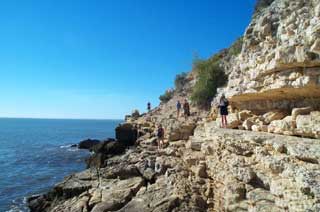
[215, 0, 320, 114]
[188, 123, 320, 212]
[115, 123, 138, 146]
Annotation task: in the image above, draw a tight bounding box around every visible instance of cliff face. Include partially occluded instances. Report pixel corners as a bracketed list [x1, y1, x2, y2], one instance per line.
[219, 0, 320, 113]
[28, 1, 320, 212]
[207, 0, 320, 139]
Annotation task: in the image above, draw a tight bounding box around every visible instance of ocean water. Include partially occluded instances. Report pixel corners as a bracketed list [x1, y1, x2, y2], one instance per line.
[0, 118, 122, 212]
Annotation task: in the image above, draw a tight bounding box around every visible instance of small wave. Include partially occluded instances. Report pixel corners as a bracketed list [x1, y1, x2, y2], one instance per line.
[60, 144, 77, 148]
[67, 148, 79, 152]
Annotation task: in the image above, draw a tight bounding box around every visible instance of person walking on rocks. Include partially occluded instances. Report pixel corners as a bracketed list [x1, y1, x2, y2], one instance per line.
[157, 124, 165, 149]
[176, 100, 182, 118]
[147, 102, 151, 112]
[218, 94, 229, 128]
[183, 99, 190, 120]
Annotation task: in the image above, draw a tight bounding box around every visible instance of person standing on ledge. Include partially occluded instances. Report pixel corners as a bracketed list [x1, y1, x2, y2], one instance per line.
[176, 100, 182, 118]
[183, 99, 190, 120]
[218, 94, 229, 128]
[157, 124, 165, 150]
[147, 102, 151, 112]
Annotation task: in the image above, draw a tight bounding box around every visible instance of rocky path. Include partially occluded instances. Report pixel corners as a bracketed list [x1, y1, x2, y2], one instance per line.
[28, 118, 320, 211]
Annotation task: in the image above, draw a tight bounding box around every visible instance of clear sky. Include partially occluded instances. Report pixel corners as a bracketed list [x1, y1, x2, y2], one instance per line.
[0, 0, 255, 119]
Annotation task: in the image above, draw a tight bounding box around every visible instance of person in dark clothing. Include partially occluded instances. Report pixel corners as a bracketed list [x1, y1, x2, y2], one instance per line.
[218, 94, 229, 128]
[147, 102, 151, 112]
[176, 100, 182, 118]
[183, 99, 190, 120]
[157, 124, 165, 149]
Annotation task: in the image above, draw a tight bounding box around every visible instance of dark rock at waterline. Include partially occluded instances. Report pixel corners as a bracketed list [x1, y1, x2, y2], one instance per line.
[115, 123, 138, 146]
[92, 140, 125, 154]
[78, 139, 100, 150]
[70, 144, 78, 148]
[28, 195, 51, 212]
[86, 140, 126, 168]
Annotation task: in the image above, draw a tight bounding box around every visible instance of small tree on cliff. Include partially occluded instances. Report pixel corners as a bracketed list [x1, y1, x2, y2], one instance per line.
[174, 72, 188, 92]
[191, 55, 227, 108]
[159, 89, 174, 103]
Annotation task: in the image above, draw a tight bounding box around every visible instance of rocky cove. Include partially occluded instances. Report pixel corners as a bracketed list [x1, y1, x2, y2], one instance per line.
[27, 0, 320, 211]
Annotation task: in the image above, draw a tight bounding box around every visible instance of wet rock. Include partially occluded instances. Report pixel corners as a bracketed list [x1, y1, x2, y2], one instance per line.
[78, 139, 100, 150]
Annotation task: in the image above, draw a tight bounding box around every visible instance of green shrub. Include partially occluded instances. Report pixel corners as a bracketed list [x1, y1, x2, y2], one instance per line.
[227, 37, 243, 56]
[174, 72, 188, 92]
[159, 89, 174, 103]
[191, 57, 227, 108]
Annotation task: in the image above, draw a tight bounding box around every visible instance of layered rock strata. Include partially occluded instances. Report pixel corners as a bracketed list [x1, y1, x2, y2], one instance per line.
[216, 0, 320, 114]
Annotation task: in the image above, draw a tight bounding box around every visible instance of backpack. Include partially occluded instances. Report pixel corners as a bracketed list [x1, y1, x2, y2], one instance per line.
[177, 102, 181, 109]
[157, 128, 164, 137]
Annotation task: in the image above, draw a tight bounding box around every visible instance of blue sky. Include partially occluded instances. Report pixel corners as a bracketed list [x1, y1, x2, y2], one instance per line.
[0, 0, 255, 119]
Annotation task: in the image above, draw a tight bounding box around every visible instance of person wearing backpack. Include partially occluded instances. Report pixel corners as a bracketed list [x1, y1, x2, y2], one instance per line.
[183, 99, 191, 120]
[157, 124, 165, 149]
[176, 100, 182, 118]
[218, 94, 229, 128]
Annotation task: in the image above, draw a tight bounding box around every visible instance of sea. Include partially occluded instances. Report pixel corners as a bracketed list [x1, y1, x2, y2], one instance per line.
[0, 118, 122, 212]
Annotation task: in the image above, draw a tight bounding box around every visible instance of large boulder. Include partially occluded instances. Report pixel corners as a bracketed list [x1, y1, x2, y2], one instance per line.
[168, 122, 196, 141]
[91, 140, 125, 155]
[296, 111, 320, 138]
[78, 139, 100, 150]
[226, 113, 241, 129]
[268, 116, 295, 135]
[115, 123, 138, 146]
[238, 110, 253, 121]
[87, 140, 126, 168]
[263, 111, 287, 124]
[292, 107, 313, 125]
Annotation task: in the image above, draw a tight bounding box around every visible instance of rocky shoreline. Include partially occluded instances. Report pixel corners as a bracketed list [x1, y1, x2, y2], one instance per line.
[27, 111, 320, 212]
[27, 0, 320, 211]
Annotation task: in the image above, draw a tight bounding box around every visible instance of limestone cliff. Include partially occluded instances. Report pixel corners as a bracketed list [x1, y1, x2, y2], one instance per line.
[28, 1, 320, 212]
[208, 0, 320, 139]
[218, 0, 320, 113]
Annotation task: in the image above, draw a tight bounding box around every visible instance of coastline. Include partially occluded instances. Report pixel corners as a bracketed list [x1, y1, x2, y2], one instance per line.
[0, 118, 122, 212]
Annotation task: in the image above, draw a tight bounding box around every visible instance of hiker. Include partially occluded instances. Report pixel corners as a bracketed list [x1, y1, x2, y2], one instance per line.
[176, 100, 182, 118]
[183, 99, 190, 120]
[157, 124, 165, 149]
[147, 102, 151, 112]
[218, 94, 229, 128]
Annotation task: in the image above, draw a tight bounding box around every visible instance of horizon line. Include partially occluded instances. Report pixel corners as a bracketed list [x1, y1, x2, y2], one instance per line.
[0, 116, 124, 121]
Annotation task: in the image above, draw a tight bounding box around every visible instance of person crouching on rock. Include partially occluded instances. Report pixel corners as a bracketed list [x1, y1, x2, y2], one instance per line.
[218, 94, 229, 128]
[183, 99, 190, 120]
[157, 124, 165, 149]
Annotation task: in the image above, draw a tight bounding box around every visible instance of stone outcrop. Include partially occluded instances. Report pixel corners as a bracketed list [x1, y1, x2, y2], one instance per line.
[78, 139, 100, 150]
[211, 108, 320, 139]
[215, 0, 320, 114]
[115, 123, 138, 146]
